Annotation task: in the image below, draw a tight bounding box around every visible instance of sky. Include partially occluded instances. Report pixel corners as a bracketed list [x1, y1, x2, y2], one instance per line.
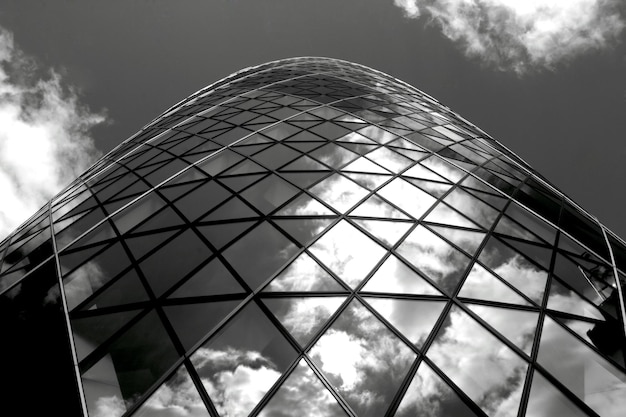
[0, 0, 624, 241]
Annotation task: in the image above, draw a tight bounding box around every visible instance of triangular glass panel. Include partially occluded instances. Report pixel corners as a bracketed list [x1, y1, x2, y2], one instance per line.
[276, 193, 334, 216]
[309, 299, 416, 416]
[252, 144, 301, 170]
[222, 221, 298, 290]
[125, 229, 179, 261]
[494, 215, 543, 243]
[79, 269, 149, 312]
[221, 158, 267, 176]
[504, 203, 556, 244]
[258, 358, 347, 417]
[263, 252, 344, 292]
[202, 197, 258, 221]
[525, 371, 589, 417]
[341, 156, 390, 174]
[443, 188, 499, 230]
[353, 219, 413, 247]
[72, 309, 141, 361]
[133, 206, 185, 234]
[377, 178, 438, 220]
[403, 163, 447, 182]
[361, 254, 441, 296]
[459, 263, 531, 306]
[309, 143, 359, 169]
[338, 142, 378, 155]
[406, 178, 452, 198]
[397, 225, 471, 295]
[283, 140, 324, 154]
[273, 218, 335, 246]
[537, 315, 626, 416]
[350, 194, 411, 219]
[240, 174, 299, 214]
[466, 303, 538, 355]
[343, 172, 391, 190]
[365, 147, 413, 173]
[133, 364, 210, 417]
[263, 296, 345, 346]
[164, 300, 241, 351]
[394, 362, 481, 417]
[501, 237, 553, 271]
[478, 237, 548, 304]
[551, 315, 610, 355]
[189, 303, 298, 417]
[310, 174, 369, 214]
[365, 297, 446, 348]
[428, 225, 485, 257]
[171, 258, 245, 298]
[547, 279, 604, 320]
[424, 203, 478, 228]
[281, 155, 329, 171]
[280, 171, 328, 189]
[426, 305, 528, 417]
[218, 174, 266, 193]
[175, 180, 232, 222]
[552, 253, 608, 307]
[198, 221, 255, 250]
[309, 220, 386, 288]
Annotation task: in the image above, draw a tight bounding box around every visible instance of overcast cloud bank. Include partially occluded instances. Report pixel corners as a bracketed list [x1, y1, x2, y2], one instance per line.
[393, 0, 625, 73]
[0, 26, 105, 240]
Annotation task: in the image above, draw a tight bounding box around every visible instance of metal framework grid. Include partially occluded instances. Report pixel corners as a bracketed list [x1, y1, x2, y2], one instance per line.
[1, 57, 625, 417]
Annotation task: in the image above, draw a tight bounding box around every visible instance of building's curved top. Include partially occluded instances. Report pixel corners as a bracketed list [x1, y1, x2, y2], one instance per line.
[1, 57, 625, 417]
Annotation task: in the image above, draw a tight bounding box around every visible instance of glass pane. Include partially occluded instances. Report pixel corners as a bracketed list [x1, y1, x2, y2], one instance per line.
[361, 254, 441, 295]
[258, 358, 347, 417]
[133, 364, 210, 417]
[263, 296, 345, 346]
[397, 225, 471, 294]
[223, 221, 298, 290]
[394, 362, 480, 417]
[365, 297, 446, 348]
[277, 194, 334, 216]
[427, 306, 528, 416]
[377, 178, 438, 220]
[240, 174, 299, 214]
[547, 279, 605, 321]
[525, 371, 589, 417]
[273, 218, 334, 246]
[353, 219, 413, 246]
[350, 194, 411, 219]
[190, 302, 297, 417]
[263, 253, 344, 292]
[309, 220, 386, 288]
[424, 203, 478, 228]
[459, 263, 531, 306]
[171, 258, 244, 298]
[478, 237, 547, 304]
[310, 174, 369, 213]
[465, 304, 538, 355]
[538, 316, 626, 416]
[443, 188, 498, 230]
[428, 225, 485, 257]
[82, 311, 180, 417]
[309, 299, 416, 417]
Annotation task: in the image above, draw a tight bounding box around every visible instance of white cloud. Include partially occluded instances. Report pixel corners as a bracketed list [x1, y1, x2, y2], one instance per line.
[393, 0, 625, 73]
[0, 26, 105, 240]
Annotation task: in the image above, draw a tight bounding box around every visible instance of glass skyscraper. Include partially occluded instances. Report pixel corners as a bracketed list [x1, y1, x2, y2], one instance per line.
[1, 57, 625, 417]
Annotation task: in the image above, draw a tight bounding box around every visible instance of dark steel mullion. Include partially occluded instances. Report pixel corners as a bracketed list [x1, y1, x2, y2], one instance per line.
[517, 204, 565, 417]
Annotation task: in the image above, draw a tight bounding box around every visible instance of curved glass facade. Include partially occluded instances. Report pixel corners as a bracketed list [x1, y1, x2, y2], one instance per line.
[1, 57, 625, 416]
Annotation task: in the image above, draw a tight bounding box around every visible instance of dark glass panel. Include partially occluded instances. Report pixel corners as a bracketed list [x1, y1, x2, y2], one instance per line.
[252, 144, 301, 170]
[82, 310, 180, 417]
[140, 229, 213, 297]
[165, 300, 242, 351]
[240, 174, 299, 214]
[223, 221, 298, 290]
[72, 309, 141, 361]
[171, 258, 245, 298]
[79, 268, 149, 311]
[175, 180, 231, 221]
[274, 218, 334, 246]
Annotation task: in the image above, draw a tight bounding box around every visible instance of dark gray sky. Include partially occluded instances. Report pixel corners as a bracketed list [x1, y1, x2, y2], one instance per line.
[1, 0, 625, 239]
